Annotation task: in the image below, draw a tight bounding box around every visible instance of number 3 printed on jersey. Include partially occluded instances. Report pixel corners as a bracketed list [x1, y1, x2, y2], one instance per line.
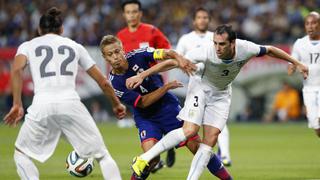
[221, 69, 229, 76]
[193, 96, 199, 107]
[35, 45, 75, 78]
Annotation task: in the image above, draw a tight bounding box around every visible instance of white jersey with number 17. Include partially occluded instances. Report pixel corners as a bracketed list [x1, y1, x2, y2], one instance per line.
[291, 35, 320, 91]
[16, 34, 95, 104]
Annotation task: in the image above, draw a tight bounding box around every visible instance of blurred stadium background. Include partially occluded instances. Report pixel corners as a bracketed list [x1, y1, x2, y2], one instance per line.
[1, 0, 320, 179]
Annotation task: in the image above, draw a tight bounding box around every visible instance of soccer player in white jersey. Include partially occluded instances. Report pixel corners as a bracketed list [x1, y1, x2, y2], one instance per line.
[176, 7, 232, 166]
[288, 11, 320, 137]
[128, 24, 308, 179]
[3, 7, 126, 180]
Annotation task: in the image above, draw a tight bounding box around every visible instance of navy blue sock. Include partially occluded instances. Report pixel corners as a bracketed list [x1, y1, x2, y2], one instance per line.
[207, 154, 232, 180]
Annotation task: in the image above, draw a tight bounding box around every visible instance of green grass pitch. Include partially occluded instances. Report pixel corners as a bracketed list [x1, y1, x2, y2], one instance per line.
[0, 122, 319, 180]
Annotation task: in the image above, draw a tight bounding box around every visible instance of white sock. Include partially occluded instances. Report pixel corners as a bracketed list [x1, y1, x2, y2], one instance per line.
[141, 128, 186, 162]
[97, 154, 122, 180]
[14, 150, 39, 180]
[187, 143, 212, 180]
[218, 126, 231, 160]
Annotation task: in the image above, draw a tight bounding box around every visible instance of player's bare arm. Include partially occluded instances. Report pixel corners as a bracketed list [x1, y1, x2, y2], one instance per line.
[287, 63, 296, 76]
[87, 65, 126, 119]
[265, 46, 308, 79]
[4, 54, 27, 127]
[162, 49, 197, 76]
[135, 80, 183, 108]
[126, 60, 178, 89]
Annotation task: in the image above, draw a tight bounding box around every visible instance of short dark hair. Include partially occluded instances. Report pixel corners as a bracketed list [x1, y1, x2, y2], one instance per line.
[192, 7, 210, 20]
[121, 0, 142, 11]
[215, 24, 237, 42]
[39, 7, 63, 35]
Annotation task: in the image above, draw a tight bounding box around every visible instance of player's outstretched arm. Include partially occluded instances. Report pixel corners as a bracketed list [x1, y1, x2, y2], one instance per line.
[126, 60, 178, 89]
[135, 80, 183, 108]
[287, 63, 296, 76]
[162, 49, 197, 76]
[87, 65, 126, 119]
[4, 55, 26, 127]
[265, 46, 308, 79]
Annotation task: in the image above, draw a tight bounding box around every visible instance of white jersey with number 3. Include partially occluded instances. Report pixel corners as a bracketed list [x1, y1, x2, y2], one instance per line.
[16, 34, 95, 104]
[291, 35, 320, 91]
[186, 39, 263, 90]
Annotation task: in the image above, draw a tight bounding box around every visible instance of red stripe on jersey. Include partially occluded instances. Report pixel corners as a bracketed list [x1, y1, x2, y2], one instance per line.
[133, 95, 142, 108]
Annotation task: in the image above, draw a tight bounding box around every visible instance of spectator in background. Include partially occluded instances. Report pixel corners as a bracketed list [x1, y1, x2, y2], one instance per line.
[1, 1, 319, 47]
[264, 82, 301, 123]
[116, 0, 175, 170]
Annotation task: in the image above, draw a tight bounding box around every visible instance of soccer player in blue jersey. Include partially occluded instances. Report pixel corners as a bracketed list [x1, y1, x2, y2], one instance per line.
[100, 35, 233, 180]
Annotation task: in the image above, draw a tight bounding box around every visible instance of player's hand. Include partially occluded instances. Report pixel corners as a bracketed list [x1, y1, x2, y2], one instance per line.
[177, 58, 197, 76]
[296, 63, 308, 79]
[287, 63, 296, 75]
[4, 104, 24, 127]
[112, 103, 126, 119]
[126, 75, 143, 89]
[165, 80, 183, 90]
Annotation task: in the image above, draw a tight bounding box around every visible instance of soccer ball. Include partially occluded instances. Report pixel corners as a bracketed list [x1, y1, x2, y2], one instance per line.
[66, 151, 94, 177]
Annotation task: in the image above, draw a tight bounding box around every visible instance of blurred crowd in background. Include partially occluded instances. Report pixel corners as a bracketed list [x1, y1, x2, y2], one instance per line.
[1, 0, 320, 47]
[0, 0, 319, 122]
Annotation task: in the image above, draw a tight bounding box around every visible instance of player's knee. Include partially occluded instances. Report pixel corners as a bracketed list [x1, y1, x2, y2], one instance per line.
[182, 123, 199, 138]
[202, 129, 220, 147]
[14, 148, 28, 160]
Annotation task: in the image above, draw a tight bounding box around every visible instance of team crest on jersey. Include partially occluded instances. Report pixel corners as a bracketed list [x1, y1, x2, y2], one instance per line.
[188, 109, 196, 118]
[140, 130, 147, 138]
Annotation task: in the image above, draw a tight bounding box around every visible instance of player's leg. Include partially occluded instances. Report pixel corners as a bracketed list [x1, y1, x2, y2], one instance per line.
[131, 140, 161, 180]
[217, 125, 232, 166]
[139, 121, 199, 162]
[187, 125, 220, 180]
[14, 148, 39, 180]
[131, 78, 205, 177]
[303, 90, 320, 137]
[187, 89, 232, 180]
[131, 120, 164, 179]
[14, 108, 61, 180]
[60, 102, 121, 180]
[185, 136, 232, 180]
[132, 121, 200, 176]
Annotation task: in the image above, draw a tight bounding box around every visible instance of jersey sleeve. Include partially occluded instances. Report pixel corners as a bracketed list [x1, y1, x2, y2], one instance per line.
[111, 77, 142, 107]
[244, 40, 267, 57]
[291, 40, 300, 60]
[134, 47, 168, 64]
[77, 44, 96, 71]
[152, 27, 171, 49]
[185, 47, 206, 64]
[15, 42, 29, 58]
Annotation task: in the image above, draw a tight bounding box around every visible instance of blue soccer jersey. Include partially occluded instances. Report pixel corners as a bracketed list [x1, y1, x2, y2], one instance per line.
[109, 47, 180, 121]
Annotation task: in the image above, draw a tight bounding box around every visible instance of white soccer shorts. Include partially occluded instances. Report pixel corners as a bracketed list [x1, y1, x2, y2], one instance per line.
[15, 101, 109, 163]
[303, 90, 320, 129]
[177, 77, 231, 131]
